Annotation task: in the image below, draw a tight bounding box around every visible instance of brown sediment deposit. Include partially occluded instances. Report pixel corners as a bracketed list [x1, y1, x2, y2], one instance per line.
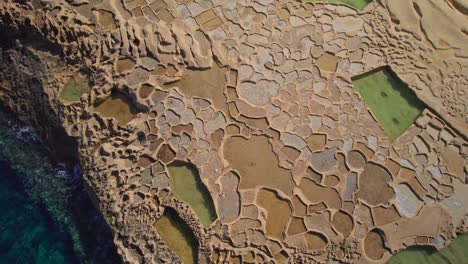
[356, 163, 394, 206]
[291, 195, 308, 217]
[224, 135, 294, 196]
[305, 231, 328, 251]
[306, 133, 327, 151]
[372, 205, 401, 226]
[93, 92, 138, 124]
[364, 229, 386, 260]
[346, 150, 366, 169]
[138, 84, 154, 99]
[287, 217, 307, 236]
[115, 58, 136, 74]
[299, 178, 342, 209]
[256, 188, 292, 240]
[157, 144, 176, 164]
[332, 210, 354, 237]
[324, 174, 340, 186]
[96, 10, 116, 29]
[0, 0, 466, 263]
[164, 64, 228, 113]
[316, 53, 340, 73]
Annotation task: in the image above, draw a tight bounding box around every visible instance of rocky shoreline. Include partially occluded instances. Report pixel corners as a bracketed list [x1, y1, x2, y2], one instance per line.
[0, 108, 121, 263]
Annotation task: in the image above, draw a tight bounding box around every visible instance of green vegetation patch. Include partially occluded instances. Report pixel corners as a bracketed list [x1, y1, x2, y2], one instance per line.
[60, 72, 91, 103]
[352, 66, 425, 142]
[153, 208, 199, 264]
[304, 0, 373, 10]
[167, 161, 217, 227]
[387, 233, 468, 264]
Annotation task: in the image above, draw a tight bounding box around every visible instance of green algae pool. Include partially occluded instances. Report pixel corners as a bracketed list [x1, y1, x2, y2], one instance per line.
[352, 66, 426, 142]
[60, 72, 91, 103]
[153, 208, 199, 264]
[167, 161, 217, 227]
[387, 234, 468, 264]
[304, 0, 372, 10]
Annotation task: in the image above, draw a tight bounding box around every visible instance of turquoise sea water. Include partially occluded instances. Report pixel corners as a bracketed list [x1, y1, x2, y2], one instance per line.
[0, 162, 79, 263]
[0, 110, 120, 263]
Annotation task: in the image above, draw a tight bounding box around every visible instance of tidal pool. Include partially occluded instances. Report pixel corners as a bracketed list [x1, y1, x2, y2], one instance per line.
[153, 208, 199, 264]
[387, 233, 468, 264]
[167, 161, 217, 227]
[60, 72, 91, 103]
[93, 92, 138, 124]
